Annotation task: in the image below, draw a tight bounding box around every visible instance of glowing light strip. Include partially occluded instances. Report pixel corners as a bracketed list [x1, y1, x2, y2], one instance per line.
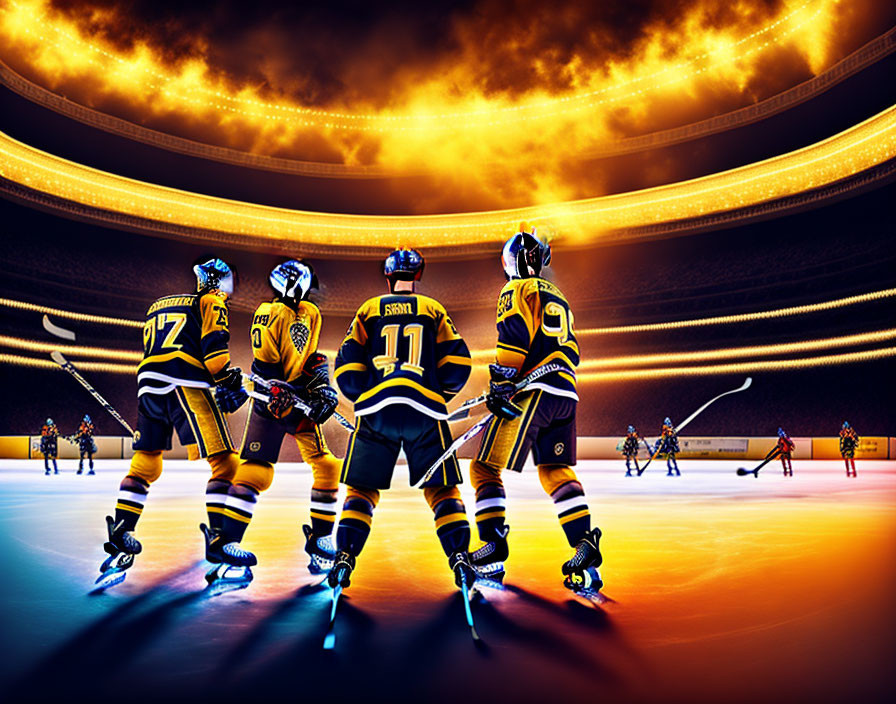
[0, 335, 143, 361]
[579, 329, 896, 369]
[0, 297, 144, 328]
[1, 0, 824, 129]
[579, 287, 896, 335]
[576, 347, 896, 382]
[4, 345, 894, 379]
[0, 353, 135, 374]
[1, 105, 894, 249]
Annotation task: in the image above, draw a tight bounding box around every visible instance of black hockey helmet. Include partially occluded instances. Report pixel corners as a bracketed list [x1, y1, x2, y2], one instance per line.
[501, 222, 551, 279]
[384, 248, 425, 282]
[269, 259, 318, 302]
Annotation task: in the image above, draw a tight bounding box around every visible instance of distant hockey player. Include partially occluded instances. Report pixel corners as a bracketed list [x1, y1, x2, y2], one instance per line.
[210, 260, 341, 580]
[328, 248, 476, 592]
[468, 225, 603, 594]
[622, 425, 642, 477]
[839, 421, 859, 477]
[73, 414, 97, 475]
[97, 257, 248, 584]
[40, 418, 59, 475]
[654, 417, 680, 476]
[776, 427, 795, 476]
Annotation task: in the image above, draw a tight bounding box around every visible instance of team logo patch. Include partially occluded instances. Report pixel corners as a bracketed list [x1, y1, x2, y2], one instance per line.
[249, 441, 261, 452]
[497, 290, 514, 318]
[289, 321, 310, 353]
[554, 442, 565, 456]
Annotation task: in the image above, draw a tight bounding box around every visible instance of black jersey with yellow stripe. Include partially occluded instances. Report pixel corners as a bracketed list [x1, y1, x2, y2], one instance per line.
[335, 293, 471, 419]
[137, 291, 231, 396]
[495, 277, 578, 400]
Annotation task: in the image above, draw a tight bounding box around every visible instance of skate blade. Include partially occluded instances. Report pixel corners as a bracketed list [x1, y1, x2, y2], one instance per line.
[204, 564, 253, 596]
[308, 554, 335, 575]
[99, 551, 133, 574]
[471, 577, 506, 595]
[92, 568, 127, 592]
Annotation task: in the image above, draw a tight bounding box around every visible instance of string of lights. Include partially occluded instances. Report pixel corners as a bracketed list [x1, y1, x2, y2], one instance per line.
[0, 297, 144, 328]
[0, 335, 143, 361]
[1, 104, 893, 249]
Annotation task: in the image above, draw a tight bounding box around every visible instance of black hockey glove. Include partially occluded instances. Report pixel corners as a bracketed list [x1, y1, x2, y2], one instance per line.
[266, 380, 298, 419]
[485, 364, 523, 420]
[215, 385, 248, 414]
[214, 366, 243, 392]
[306, 386, 339, 425]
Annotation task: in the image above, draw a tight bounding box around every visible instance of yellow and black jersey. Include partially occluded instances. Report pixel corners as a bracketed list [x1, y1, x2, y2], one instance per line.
[248, 299, 322, 383]
[335, 293, 471, 419]
[494, 277, 578, 400]
[137, 291, 231, 396]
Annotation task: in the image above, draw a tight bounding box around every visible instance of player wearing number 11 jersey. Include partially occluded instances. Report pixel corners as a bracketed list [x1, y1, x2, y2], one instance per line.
[329, 248, 477, 590]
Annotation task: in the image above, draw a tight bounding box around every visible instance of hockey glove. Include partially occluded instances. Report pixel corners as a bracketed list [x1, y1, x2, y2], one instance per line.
[215, 385, 248, 414]
[485, 363, 523, 420]
[306, 385, 339, 425]
[266, 380, 297, 419]
[214, 366, 243, 392]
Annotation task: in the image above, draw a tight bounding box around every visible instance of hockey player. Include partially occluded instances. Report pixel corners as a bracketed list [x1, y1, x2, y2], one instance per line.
[654, 417, 680, 476]
[328, 247, 476, 592]
[73, 414, 97, 475]
[622, 425, 642, 477]
[40, 418, 59, 475]
[98, 257, 248, 583]
[776, 427, 795, 476]
[839, 421, 859, 477]
[468, 225, 603, 594]
[210, 260, 341, 579]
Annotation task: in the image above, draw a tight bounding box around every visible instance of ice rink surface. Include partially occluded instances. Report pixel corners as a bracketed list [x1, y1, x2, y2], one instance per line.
[2, 458, 895, 703]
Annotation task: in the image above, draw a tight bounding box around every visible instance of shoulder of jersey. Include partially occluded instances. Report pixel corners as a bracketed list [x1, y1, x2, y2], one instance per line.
[356, 295, 384, 317]
[298, 299, 322, 317]
[412, 293, 448, 317]
[500, 278, 537, 297]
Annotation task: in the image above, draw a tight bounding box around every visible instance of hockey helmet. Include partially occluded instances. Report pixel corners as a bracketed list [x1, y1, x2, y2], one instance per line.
[83, 414, 91, 423]
[663, 417, 672, 426]
[777, 427, 785, 437]
[501, 223, 551, 279]
[384, 248, 425, 282]
[842, 421, 850, 429]
[46, 418, 54, 426]
[270, 260, 317, 302]
[194, 257, 235, 296]
[627, 425, 635, 434]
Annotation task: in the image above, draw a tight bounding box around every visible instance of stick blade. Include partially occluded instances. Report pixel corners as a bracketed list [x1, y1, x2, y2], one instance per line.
[43, 315, 76, 341]
[50, 350, 68, 365]
[736, 467, 750, 476]
[740, 376, 753, 391]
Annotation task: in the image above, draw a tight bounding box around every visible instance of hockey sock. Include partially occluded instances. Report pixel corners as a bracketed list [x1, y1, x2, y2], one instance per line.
[336, 486, 379, 556]
[205, 479, 232, 531]
[470, 460, 507, 542]
[425, 486, 471, 556]
[310, 487, 338, 536]
[538, 465, 591, 547]
[220, 484, 258, 542]
[44, 458, 49, 472]
[115, 475, 150, 532]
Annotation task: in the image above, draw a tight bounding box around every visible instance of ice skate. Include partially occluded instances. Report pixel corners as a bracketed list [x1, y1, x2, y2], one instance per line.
[470, 525, 509, 583]
[327, 551, 355, 589]
[303, 524, 335, 574]
[200, 523, 254, 595]
[95, 516, 141, 590]
[562, 527, 604, 600]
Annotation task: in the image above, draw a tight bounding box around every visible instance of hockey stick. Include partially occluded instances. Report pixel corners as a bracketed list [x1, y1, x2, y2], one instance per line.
[447, 362, 569, 421]
[736, 447, 782, 477]
[42, 314, 76, 341]
[638, 377, 752, 475]
[459, 572, 480, 641]
[323, 585, 342, 650]
[242, 371, 355, 432]
[50, 351, 136, 436]
[413, 413, 494, 489]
